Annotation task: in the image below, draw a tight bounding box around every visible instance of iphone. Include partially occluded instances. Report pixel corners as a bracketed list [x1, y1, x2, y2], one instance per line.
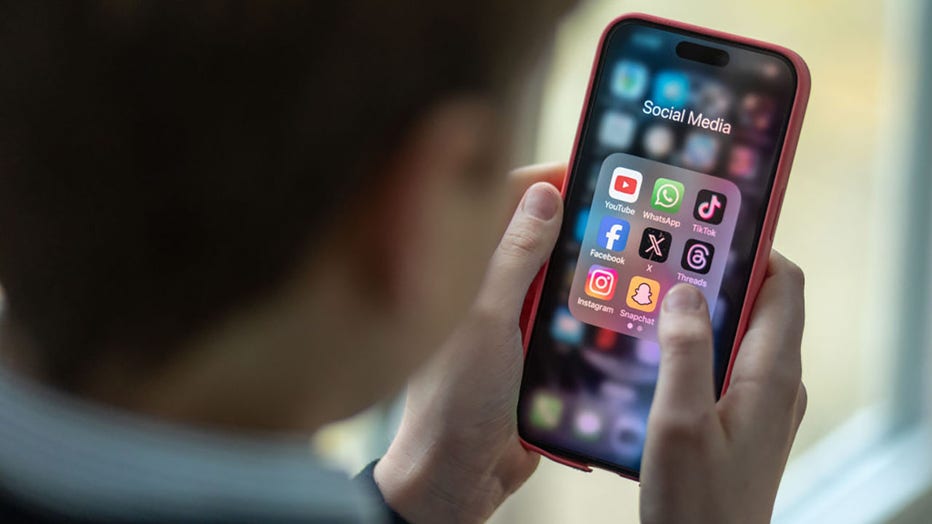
[517, 13, 810, 479]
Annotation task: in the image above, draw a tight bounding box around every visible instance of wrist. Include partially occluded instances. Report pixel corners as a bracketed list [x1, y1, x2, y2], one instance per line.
[374, 425, 510, 524]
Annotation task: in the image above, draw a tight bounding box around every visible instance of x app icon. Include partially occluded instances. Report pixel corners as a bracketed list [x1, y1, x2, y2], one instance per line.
[638, 227, 672, 262]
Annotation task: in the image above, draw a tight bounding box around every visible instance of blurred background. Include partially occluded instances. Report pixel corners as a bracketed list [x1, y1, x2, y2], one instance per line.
[315, 0, 932, 522]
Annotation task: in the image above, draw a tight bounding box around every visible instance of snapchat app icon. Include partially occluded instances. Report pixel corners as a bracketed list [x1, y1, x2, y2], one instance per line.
[625, 276, 661, 313]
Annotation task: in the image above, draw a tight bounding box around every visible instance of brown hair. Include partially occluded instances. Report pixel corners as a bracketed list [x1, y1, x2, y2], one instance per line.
[0, 1, 570, 387]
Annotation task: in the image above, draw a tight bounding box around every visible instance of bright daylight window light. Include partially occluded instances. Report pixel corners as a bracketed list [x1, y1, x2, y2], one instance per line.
[774, 0, 932, 521]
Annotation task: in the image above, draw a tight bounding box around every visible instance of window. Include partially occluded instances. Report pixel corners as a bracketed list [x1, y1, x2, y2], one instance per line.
[314, 2, 932, 522]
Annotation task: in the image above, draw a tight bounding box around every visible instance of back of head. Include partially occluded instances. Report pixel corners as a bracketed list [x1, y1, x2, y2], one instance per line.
[0, 1, 567, 389]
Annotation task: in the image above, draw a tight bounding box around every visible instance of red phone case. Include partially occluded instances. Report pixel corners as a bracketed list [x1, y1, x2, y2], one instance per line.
[518, 12, 811, 479]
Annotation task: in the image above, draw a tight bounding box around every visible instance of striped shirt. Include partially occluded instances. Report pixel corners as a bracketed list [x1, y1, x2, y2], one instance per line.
[0, 367, 383, 522]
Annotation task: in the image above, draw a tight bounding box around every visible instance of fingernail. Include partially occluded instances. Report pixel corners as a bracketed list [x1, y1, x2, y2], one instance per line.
[662, 284, 704, 312]
[522, 183, 559, 221]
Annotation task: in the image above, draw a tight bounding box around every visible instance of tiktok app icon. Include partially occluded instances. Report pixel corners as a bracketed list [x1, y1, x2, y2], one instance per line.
[693, 189, 727, 225]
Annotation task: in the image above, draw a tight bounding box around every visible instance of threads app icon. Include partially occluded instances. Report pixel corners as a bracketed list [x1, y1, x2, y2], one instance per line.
[682, 239, 715, 274]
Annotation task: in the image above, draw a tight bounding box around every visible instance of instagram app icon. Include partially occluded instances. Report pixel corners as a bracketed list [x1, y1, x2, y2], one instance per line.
[585, 265, 618, 301]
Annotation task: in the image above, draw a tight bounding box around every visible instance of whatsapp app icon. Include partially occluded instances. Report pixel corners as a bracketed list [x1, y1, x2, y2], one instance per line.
[650, 177, 685, 213]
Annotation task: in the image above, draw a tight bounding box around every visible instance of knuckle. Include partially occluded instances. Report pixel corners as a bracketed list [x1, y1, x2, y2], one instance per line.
[770, 369, 803, 410]
[784, 260, 806, 289]
[470, 300, 504, 328]
[772, 389, 798, 416]
[659, 320, 710, 351]
[500, 224, 542, 260]
[797, 383, 809, 418]
[651, 409, 715, 447]
[772, 361, 801, 386]
[470, 294, 518, 334]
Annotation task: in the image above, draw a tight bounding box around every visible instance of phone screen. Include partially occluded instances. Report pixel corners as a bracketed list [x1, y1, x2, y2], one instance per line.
[518, 19, 798, 476]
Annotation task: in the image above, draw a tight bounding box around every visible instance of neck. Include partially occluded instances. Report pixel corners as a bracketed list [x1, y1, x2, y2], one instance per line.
[0, 248, 404, 437]
[86, 296, 358, 435]
[0, 272, 385, 436]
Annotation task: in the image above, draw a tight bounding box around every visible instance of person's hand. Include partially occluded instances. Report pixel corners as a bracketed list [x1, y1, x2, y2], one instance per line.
[375, 163, 565, 523]
[640, 251, 807, 524]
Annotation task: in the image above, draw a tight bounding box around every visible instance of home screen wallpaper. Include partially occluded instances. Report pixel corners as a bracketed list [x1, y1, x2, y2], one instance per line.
[518, 20, 797, 475]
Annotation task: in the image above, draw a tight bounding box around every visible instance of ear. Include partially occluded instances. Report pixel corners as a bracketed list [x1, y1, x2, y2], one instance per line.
[338, 97, 506, 309]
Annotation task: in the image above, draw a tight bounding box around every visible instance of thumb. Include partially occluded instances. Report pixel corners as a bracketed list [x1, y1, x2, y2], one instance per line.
[651, 284, 716, 419]
[476, 182, 563, 318]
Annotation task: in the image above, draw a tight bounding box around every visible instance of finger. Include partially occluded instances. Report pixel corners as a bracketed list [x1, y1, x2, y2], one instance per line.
[507, 163, 566, 208]
[725, 251, 805, 419]
[476, 182, 563, 317]
[651, 284, 717, 421]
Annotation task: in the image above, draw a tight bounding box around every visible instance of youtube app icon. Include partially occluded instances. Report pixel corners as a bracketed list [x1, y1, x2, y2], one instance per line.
[608, 167, 643, 203]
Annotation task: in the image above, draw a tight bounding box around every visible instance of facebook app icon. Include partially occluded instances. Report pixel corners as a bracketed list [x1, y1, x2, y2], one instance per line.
[597, 216, 630, 252]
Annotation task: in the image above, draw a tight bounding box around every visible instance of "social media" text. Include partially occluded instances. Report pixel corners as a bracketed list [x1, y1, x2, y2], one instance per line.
[642, 99, 732, 135]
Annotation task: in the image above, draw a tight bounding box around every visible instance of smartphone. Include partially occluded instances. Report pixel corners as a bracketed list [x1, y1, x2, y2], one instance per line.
[517, 13, 810, 479]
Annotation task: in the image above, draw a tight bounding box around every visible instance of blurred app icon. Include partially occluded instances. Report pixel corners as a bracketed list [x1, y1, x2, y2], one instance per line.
[611, 60, 649, 100]
[638, 227, 672, 262]
[551, 307, 584, 345]
[595, 328, 617, 351]
[694, 80, 732, 117]
[693, 189, 727, 224]
[650, 177, 685, 213]
[611, 414, 647, 459]
[682, 131, 720, 171]
[574, 209, 590, 243]
[573, 407, 604, 441]
[682, 239, 715, 274]
[626, 275, 661, 313]
[600, 382, 637, 403]
[740, 93, 776, 131]
[635, 341, 661, 365]
[530, 392, 563, 430]
[597, 216, 630, 252]
[642, 124, 674, 158]
[608, 167, 643, 203]
[729, 144, 758, 178]
[631, 30, 662, 50]
[598, 111, 636, 149]
[562, 265, 575, 290]
[651, 71, 690, 108]
[761, 61, 782, 79]
[585, 264, 618, 301]
[586, 164, 601, 193]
